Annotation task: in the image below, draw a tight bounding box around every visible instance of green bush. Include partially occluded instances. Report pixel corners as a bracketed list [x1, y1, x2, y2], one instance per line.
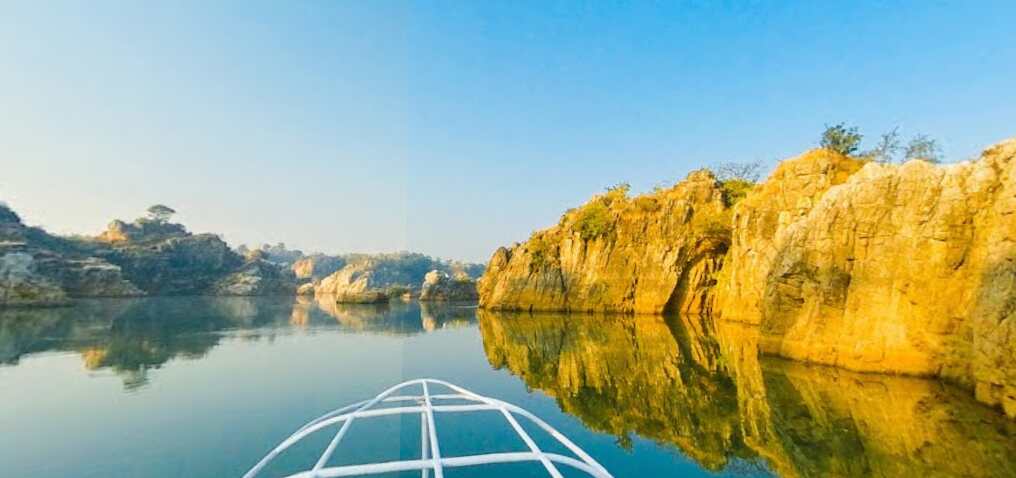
[603, 182, 631, 206]
[528, 233, 557, 268]
[574, 200, 614, 241]
[720, 179, 755, 207]
[820, 123, 863, 155]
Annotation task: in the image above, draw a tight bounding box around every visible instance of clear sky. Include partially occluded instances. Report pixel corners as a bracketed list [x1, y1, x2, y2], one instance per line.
[2, 1, 1015, 262]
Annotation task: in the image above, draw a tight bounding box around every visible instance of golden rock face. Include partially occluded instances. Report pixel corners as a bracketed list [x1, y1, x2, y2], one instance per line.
[478, 170, 731, 314]
[478, 310, 1016, 477]
[716, 140, 1016, 417]
[478, 139, 1016, 417]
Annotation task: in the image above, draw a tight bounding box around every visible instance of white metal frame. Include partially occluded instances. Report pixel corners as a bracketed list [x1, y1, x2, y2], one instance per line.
[244, 378, 613, 478]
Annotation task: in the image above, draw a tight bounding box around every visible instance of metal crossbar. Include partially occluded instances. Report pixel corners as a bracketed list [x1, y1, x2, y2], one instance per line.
[244, 378, 613, 478]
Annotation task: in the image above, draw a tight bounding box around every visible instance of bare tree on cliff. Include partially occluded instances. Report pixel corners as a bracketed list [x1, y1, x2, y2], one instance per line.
[866, 127, 902, 163]
[714, 161, 763, 183]
[820, 123, 863, 156]
[904, 134, 943, 163]
[146, 204, 176, 223]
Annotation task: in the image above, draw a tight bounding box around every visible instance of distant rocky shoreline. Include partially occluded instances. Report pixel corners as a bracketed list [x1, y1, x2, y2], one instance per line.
[0, 205, 482, 308]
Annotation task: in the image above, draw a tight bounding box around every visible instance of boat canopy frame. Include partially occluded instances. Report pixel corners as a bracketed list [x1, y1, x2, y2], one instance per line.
[243, 378, 613, 478]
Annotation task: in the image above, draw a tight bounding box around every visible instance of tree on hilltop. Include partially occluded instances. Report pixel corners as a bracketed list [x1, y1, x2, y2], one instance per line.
[904, 134, 943, 163]
[714, 161, 763, 183]
[146, 204, 176, 223]
[820, 123, 863, 156]
[866, 127, 902, 163]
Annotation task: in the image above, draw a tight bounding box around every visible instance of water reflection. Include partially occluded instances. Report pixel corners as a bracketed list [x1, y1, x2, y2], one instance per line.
[478, 310, 1016, 477]
[0, 297, 476, 389]
[2, 299, 1013, 477]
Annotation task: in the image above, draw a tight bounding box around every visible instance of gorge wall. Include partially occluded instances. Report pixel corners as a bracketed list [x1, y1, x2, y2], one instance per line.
[478, 138, 1016, 417]
[478, 170, 731, 314]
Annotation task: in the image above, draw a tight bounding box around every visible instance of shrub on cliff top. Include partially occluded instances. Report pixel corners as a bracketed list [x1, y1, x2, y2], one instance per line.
[820, 123, 863, 156]
[603, 182, 631, 205]
[904, 134, 943, 163]
[574, 200, 614, 241]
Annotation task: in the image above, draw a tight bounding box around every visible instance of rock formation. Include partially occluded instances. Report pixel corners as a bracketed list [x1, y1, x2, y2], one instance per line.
[0, 205, 307, 305]
[292, 254, 345, 280]
[95, 219, 244, 295]
[478, 138, 1016, 417]
[0, 250, 68, 306]
[1, 205, 142, 306]
[212, 257, 298, 296]
[713, 140, 1016, 417]
[478, 172, 731, 314]
[296, 282, 316, 296]
[314, 260, 392, 303]
[419, 270, 478, 301]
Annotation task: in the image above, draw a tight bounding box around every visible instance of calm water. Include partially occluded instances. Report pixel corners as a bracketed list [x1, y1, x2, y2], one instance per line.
[1, 297, 1013, 477]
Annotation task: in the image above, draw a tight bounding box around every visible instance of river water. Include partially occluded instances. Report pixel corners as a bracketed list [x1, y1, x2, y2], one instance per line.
[1, 297, 1013, 477]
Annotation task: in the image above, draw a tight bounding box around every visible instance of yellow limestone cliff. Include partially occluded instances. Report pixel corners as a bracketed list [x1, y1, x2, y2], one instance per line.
[478, 170, 731, 314]
[478, 138, 1016, 417]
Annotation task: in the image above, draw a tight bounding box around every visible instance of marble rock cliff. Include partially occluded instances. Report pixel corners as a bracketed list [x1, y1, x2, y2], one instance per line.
[478, 139, 1016, 417]
[419, 270, 478, 301]
[714, 139, 1016, 417]
[478, 170, 731, 314]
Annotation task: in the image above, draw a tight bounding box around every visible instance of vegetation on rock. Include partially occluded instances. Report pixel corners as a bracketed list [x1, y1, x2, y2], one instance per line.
[478, 136, 1016, 418]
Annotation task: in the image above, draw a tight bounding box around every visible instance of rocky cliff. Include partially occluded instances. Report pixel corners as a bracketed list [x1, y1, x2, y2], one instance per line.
[314, 260, 393, 303]
[0, 206, 298, 305]
[419, 270, 478, 301]
[313, 253, 484, 304]
[478, 171, 731, 314]
[478, 138, 1016, 417]
[211, 257, 298, 296]
[1, 206, 142, 306]
[714, 139, 1016, 417]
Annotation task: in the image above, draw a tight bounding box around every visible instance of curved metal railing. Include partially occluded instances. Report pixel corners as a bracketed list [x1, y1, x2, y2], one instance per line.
[244, 378, 612, 478]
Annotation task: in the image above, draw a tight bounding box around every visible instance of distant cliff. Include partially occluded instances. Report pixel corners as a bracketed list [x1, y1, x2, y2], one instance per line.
[309, 252, 485, 304]
[478, 138, 1016, 417]
[0, 208, 296, 305]
[1, 205, 142, 306]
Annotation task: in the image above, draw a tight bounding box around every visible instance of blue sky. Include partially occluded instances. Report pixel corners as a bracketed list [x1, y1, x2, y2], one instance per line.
[2, 1, 1014, 262]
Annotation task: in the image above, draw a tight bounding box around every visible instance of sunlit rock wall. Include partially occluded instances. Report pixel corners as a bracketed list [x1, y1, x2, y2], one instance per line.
[478, 170, 731, 314]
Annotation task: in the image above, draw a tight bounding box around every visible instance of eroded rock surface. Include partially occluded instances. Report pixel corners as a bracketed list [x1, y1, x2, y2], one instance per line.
[315, 260, 392, 303]
[0, 206, 142, 305]
[212, 258, 297, 296]
[478, 139, 1016, 416]
[714, 140, 1016, 416]
[478, 171, 731, 314]
[0, 251, 68, 306]
[419, 270, 478, 301]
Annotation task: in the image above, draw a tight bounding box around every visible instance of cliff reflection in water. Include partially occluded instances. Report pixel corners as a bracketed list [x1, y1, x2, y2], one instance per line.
[477, 310, 1016, 477]
[0, 297, 475, 390]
